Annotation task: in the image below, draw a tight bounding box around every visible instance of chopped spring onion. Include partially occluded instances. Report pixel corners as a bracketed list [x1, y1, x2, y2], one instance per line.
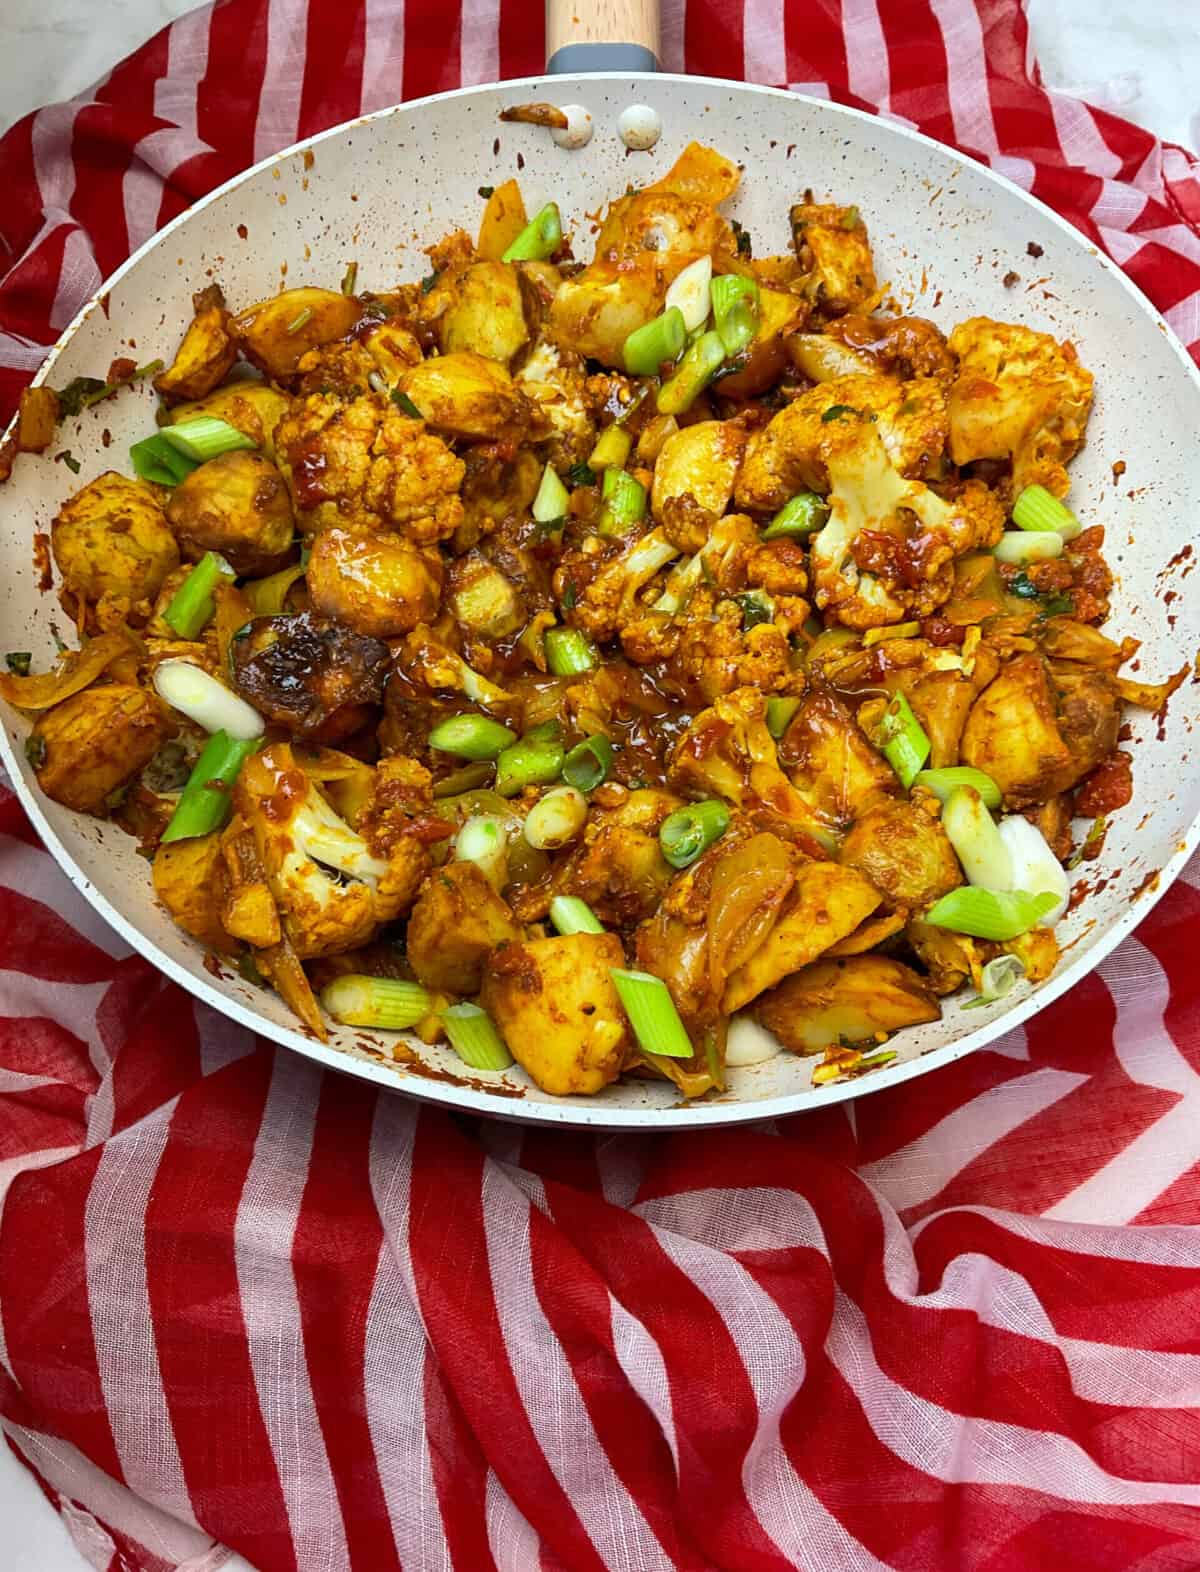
[441, 1003, 515, 1071]
[1012, 483, 1082, 541]
[162, 551, 236, 640]
[873, 690, 930, 788]
[523, 785, 588, 850]
[130, 433, 199, 487]
[710, 273, 760, 358]
[610, 969, 693, 1059]
[160, 731, 260, 844]
[925, 887, 1059, 942]
[501, 202, 562, 263]
[913, 767, 1002, 810]
[392, 389, 423, 419]
[941, 786, 1013, 890]
[161, 416, 256, 464]
[549, 895, 605, 935]
[659, 799, 731, 869]
[321, 975, 431, 1029]
[597, 467, 647, 535]
[544, 627, 597, 676]
[152, 659, 264, 740]
[993, 530, 1064, 565]
[432, 761, 493, 798]
[455, 814, 510, 889]
[428, 712, 516, 760]
[863, 620, 921, 647]
[286, 307, 313, 334]
[762, 491, 829, 539]
[340, 260, 359, 296]
[562, 734, 614, 792]
[997, 815, 1069, 926]
[961, 954, 1028, 1011]
[664, 256, 713, 332]
[245, 559, 306, 616]
[657, 330, 726, 416]
[495, 721, 565, 797]
[623, 306, 687, 376]
[589, 424, 633, 472]
[765, 696, 800, 739]
[733, 590, 773, 630]
[532, 462, 570, 524]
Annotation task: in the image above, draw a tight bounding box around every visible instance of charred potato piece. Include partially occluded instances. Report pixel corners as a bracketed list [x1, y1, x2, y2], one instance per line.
[755, 955, 939, 1054]
[405, 861, 523, 995]
[165, 451, 295, 576]
[52, 472, 179, 623]
[481, 932, 631, 1096]
[307, 526, 443, 638]
[650, 420, 747, 525]
[839, 799, 961, 913]
[398, 352, 532, 443]
[229, 610, 390, 738]
[30, 684, 168, 814]
[438, 260, 530, 364]
[153, 833, 234, 951]
[230, 287, 359, 381]
[168, 382, 292, 462]
[154, 284, 238, 403]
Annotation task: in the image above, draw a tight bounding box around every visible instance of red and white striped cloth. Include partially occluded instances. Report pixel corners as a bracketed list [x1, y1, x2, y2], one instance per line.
[3, 3, 1200, 1568]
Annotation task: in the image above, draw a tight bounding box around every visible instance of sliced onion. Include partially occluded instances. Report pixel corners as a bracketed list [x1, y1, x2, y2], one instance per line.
[997, 816, 1069, 926]
[152, 659, 264, 740]
[724, 1014, 783, 1067]
[665, 256, 713, 332]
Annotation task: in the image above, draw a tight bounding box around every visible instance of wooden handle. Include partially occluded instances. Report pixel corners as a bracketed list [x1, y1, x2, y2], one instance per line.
[545, 0, 661, 63]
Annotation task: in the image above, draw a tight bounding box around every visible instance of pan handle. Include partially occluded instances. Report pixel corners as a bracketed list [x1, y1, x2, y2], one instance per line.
[545, 0, 661, 73]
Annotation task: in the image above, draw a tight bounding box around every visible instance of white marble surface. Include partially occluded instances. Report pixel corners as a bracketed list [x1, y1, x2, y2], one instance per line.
[0, 2, 1197, 1569]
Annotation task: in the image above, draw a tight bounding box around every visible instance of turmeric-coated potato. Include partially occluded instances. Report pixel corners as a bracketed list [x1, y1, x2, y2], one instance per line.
[154, 284, 238, 403]
[406, 861, 523, 995]
[52, 472, 179, 623]
[30, 684, 168, 814]
[755, 954, 939, 1054]
[168, 382, 292, 461]
[839, 799, 961, 912]
[230, 287, 359, 381]
[307, 525, 443, 638]
[152, 833, 234, 951]
[166, 451, 295, 576]
[398, 352, 532, 443]
[650, 420, 747, 525]
[438, 261, 529, 364]
[480, 932, 631, 1096]
[445, 553, 525, 639]
[960, 653, 1074, 807]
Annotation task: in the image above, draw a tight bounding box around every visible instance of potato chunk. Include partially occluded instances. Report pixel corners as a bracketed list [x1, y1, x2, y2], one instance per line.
[168, 382, 292, 461]
[230, 287, 359, 381]
[154, 285, 238, 403]
[437, 260, 529, 364]
[755, 955, 939, 1054]
[153, 833, 233, 951]
[839, 799, 961, 912]
[31, 684, 168, 814]
[166, 451, 295, 576]
[960, 653, 1074, 808]
[398, 352, 532, 443]
[307, 526, 443, 638]
[651, 420, 747, 525]
[52, 472, 179, 625]
[406, 861, 523, 995]
[481, 933, 631, 1096]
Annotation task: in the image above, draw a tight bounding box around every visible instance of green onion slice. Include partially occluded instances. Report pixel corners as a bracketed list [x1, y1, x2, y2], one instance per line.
[544, 627, 597, 677]
[710, 273, 760, 357]
[163, 551, 236, 640]
[925, 887, 1059, 941]
[161, 416, 257, 463]
[562, 734, 615, 792]
[441, 1003, 515, 1071]
[610, 969, 693, 1059]
[500, 202, 562, 263]
[321, 975, 431, 1029]
[913, 767, 1002, 810]
[961, 954, 1027, 1011]
[589, 424, 633, 472]
[664, 256, 713, 332]
[762, 491, 829, 539]
[428, 712, 517, 761]
[873, 690, 930, 788]
[549, 895, 605, 936]
[659, 799, 731, 869]
[941, 786, 1013, 889]
[1012, 483, 1082, 541]
[160, 731, 260, 844]
[765, 696, 800, 739]
[993, 531, 1064, 565]
[532, 462, 570, 525]
[130, 433, 199, 487]
[623, 306, 687, 377]
[495, 721, 565, 797]
[657, 330, 726, 416]
[597, 467, 647, 535]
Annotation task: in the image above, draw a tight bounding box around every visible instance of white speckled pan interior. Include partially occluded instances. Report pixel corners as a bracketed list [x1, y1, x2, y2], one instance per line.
[3, 75, 1199, 1129]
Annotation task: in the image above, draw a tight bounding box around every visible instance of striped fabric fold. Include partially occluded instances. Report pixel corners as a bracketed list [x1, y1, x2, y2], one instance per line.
[3, 2, 1200, 1568]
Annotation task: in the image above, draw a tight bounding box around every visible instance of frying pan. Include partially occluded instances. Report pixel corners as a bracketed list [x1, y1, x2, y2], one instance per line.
[2, 0, 1199, 1129]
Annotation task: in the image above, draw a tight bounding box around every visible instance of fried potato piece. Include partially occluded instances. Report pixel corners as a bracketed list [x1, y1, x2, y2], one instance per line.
[16, 386, 59, 452]
[755, 954, 939, 1053]
[839, 798, 962, 913]
[307, 525, 443, 638]
[52, 472, 179, 625]
[711, 287, 807, 399]
[167, 382, 292, 462]
[166, 451, 295, 576]
[779, 688, 897, 829]
[31, 684, 168, 814]
[477, 178, 528, 261]
[229, 610, 390, 738]
[230, 287, 359, 381]
[647, 141, 741, 205]
[651, 420, 747, 525]
[481, 932, 631, 1096]
[790, 202, 877, 314]
[436, 260, 529, 364]
[153, 833, 234, 951]
[446, 553, 525, 640]
[959, 652, 1099, 807]
[398, 352, 532, 442]
[154, 284, 238, 403]
[406, 860, 523, 995]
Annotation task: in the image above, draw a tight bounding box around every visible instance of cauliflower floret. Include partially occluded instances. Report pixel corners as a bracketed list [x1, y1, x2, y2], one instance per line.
[563, 528, 681, 643]
[295, 323, 423, 398]
[789, 201, 877, 315]
[792, 315, 955, 385]
[514, 339, 595, 469]
[628, 595, 796, 702]
[947, 318, 1094, 499]
[398, 626, 514, 709]
[735, 374, 947, 513]
[277, 392, 465, 542]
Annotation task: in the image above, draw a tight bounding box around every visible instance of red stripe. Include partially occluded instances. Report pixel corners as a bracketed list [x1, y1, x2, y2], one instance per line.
[96, 966, 203, 1135]
[0, 888, 120, 985]
[497, 0, 543, 79]
[875, 0, 954, 140]
[421, 1353, 498, 1572]
[299, 0, 367, 141]
[196, 0, 270, 180]
[684, 0, 745, 81]
[783, 0, 847, 88]
[0, 791, 46, 850]
[291, 1074, 400, 1572]
[0, 1016, 94, 1095]
[402, 0, 462, 99]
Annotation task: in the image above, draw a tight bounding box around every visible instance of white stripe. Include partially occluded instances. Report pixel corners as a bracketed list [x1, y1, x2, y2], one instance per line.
[1100, 936, 1199, 1095]
[233, 1053, 349, 1571]
[485, 1468, 542, 1572]
[481, 1167, 673, 1572]
[742, 0, 786, 86]
[1165, 289, 1200, 349]
[1124, 222, 1200, 269]
[366, 1095, 446, 1570]
[928, 0, 998, 153]
[84, 1094, 194, 1523]
[1046, 93, 1121, 179]
[361, 0, 407, 115]
[31, 103, 82, 223]
[194, 1002, 255, 1077]
[1089, 178, 1151, 234]
[842, 0, 890, 111]
[253, 0, 305, 163]
[0, 1067, 61, 1093]
[987, 152, 1037, 192]
[858, 1067, 1087, 1212]
[827, 1288, 1200, 1504]
[1041, 1097, 1200, 1225]
[608, 1297, 679, 1470]
[0, 833, 130, 958]
[0, 332, 53, 373]
[459, 0, 500, 89]
[910, 1204, 1200, 1268]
